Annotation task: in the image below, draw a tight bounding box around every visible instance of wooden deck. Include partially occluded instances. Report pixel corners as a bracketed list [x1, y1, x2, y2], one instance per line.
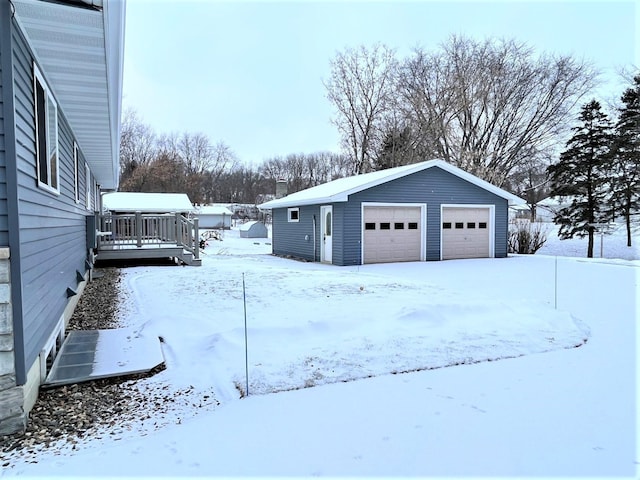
[95, 213, 201, 266]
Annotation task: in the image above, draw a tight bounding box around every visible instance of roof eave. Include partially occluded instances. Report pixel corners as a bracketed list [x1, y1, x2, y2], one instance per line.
[12, 0, 125, 191]
[258, 194, 347, 210]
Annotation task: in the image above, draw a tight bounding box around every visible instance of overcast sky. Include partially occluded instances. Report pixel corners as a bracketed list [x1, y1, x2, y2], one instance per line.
[122, 0, 638, 167]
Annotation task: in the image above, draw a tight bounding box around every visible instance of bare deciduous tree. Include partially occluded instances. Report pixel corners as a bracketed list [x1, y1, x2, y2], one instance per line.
[324, 44, 397, 174]
[397, 35, 598, 186]
[259, 152, 351, 195]
[119, 108, 156, 185]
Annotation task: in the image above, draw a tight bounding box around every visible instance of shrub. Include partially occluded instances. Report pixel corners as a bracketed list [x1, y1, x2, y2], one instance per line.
[508, 219, 548, 254]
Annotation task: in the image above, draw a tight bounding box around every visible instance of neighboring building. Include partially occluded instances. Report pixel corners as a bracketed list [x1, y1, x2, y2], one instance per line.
[239, 221, 268, 238]
[195, 205, 233, 229]
[259, 160, 525, 265]
[0, 0, 125, 434]
[103, 192, 194, 215]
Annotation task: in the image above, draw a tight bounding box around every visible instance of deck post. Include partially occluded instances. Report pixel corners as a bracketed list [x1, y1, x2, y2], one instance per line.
[186, 217, 193, 253]
[175, 213, 181, 247]
[193, 218, 199, 260]
[135, 212, 142, 247]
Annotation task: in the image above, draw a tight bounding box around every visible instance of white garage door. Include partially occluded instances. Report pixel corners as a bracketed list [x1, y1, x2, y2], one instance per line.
[363, 206, 422, 264]
[441, 207, 491, 260]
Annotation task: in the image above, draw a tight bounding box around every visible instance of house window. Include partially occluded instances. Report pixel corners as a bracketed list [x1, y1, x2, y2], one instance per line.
[365, 222, 376, 230]
[479, 222, 487, 229]
[85, 164, 91, 210]
[455, 222, 464, 229]
[443, 222, 452, 229]
[394, 222, 405, 229]
[288, 207, 300, 222]
[73, 142, 80, 203]
[408, 222, 418, 230]
[467, 222, 476, 229]
[33, 63, 58, 194]
[380, 223, 391, 230]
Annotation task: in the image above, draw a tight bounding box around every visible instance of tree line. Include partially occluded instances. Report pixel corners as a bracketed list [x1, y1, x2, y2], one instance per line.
[118, 108, 352, 205]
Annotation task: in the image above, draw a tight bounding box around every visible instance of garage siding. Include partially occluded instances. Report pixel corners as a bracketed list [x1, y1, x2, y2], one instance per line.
[340, 166, 509, 265]
[271, 205, 320, 262]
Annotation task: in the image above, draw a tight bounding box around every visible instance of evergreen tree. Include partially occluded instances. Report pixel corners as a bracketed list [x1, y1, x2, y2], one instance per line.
[374, 126, 415, 170]
[547, 100, 613, 258]
[611, 74, 640, 247]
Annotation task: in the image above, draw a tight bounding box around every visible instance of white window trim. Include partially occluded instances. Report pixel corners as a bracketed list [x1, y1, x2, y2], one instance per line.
[287, 207, 300, 223]
[73, 142, 80, 203]
[33, 63, 59, 195]
[85, 164, 91, 210]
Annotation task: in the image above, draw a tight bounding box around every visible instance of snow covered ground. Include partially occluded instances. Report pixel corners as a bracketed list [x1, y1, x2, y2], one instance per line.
[2, 222, 638, 478]
[537, 218, 640, 261]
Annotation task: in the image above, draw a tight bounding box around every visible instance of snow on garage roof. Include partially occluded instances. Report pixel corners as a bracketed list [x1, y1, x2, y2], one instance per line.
[258, 159, 525, 209]
[103, 192, 194, 213]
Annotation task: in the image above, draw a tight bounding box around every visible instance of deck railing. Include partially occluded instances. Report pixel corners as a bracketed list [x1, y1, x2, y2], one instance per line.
[96, 212, 199, 260]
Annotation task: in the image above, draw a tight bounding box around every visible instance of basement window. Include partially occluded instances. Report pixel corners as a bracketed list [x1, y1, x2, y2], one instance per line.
[288, 208, 300, 222]
[33, 63, 59, 195]
[365, 222, 376, 230]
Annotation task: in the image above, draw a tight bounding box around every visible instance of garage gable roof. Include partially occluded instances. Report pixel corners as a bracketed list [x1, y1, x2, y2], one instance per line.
[259, 159, 525, 209]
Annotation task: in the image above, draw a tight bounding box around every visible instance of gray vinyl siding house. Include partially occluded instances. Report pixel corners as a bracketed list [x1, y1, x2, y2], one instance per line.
[260, 160, 524, 266]
[0, 0, 124, 435]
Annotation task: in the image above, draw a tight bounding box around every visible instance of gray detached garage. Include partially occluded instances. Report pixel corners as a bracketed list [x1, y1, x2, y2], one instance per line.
[258, 160, 524, 265]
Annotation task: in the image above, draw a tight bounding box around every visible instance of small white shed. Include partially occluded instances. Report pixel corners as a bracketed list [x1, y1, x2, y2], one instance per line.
[195, 205, 233, 229]
[239, 221, 268, 238]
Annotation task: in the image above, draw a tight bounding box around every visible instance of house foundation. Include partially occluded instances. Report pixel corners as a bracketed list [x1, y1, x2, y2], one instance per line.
[0, 247, 26, 435]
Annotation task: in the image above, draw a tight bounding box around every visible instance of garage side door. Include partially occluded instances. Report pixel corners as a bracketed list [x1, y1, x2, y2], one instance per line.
[441, 207, 491, 260]
[363, 206, 422, 264]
